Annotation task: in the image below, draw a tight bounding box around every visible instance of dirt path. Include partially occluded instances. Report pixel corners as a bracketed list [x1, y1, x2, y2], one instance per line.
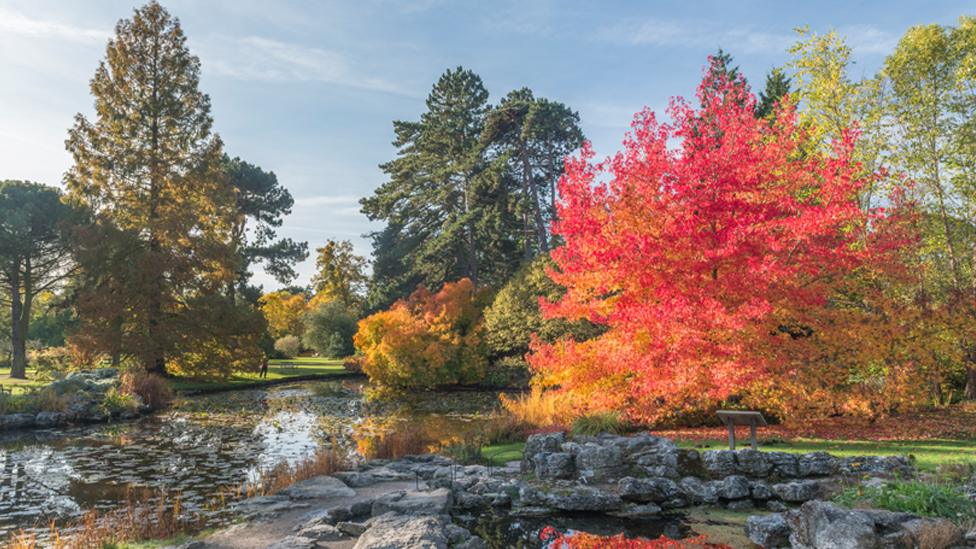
[199, 479, 422, 549]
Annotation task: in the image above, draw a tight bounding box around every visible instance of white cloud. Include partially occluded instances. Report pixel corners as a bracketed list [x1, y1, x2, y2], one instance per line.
[204, 35, 411, 95]
[596, 17, 793, 55]
[293, 194, 361, 208]
[0, 7, 108, 44]
[841, 24, 899, 56]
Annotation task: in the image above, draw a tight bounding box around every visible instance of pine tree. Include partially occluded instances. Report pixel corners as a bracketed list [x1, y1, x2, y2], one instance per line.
[65, 1, 235, 375]
[482, 89, 584, 258]
[224, 155, 308, 302]
[755, 68, 792, 118]
[362, 67, 518, 308]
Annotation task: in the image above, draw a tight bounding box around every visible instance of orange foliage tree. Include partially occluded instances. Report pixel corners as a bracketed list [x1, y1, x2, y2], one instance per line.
[528, 60, 915, 423]
[354, 278, 490, 393]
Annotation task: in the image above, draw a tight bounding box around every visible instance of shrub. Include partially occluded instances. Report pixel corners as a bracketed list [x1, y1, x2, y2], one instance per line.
[572, 411, 629, 436]
[500, 386, 575, 429]
[483, 255, 602, 361]
[274, 335, 302, 358]
[303, 300, 357, 358]
[834, 480, 976, 520]
[120, 369, 173, 410]
[100, 387, 137, 415]
[354, 278, 490, 391]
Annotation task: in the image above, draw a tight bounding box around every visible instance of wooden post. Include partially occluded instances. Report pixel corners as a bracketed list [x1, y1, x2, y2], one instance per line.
[727, 421, 736, 450]
[749, 421, 757, 450]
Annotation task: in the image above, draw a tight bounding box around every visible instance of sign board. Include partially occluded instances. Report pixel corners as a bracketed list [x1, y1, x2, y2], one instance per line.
[716, 410, 767, 450]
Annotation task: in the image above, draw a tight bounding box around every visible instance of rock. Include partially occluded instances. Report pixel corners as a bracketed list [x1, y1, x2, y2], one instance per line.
[444, 523, 472, 545]
[278, 475, 355, 500]
[371, 488, 452, 516]
[334, 471, 379, 487]
[618, 477, 681, 503]
[767, 452, 800, 478]
[521, 432, 566, 473]
[227, 494, 291, 518]
[575, 444, 624, 481]
[265, 535, 318, 549]
[679, 476, 719, 505]
[786, 500, 879, 549]
[608, 502, 662, 519]
[454, 537, 488, 549]
[735, 449, 773, 477]
[527, 484, 623, 512]
[839, 455, 914, 478]
[454, 491, 488, 509]
[771, 480, 820, 503]
[727, 498, 754, 510]
[746, 513, 790, 549]
[533, 452, 575, 480]
[719, 475, 752, 500]
[751, 480, 773, 500]
[767, 500, 788, 512]
[337, 521, 368, 536]
[34, 411, 66, 428]
[797, 452, 837, 477]
[354, 513, 448, 549]
[296, 523, 345, 541]
[702, 450, 737, 478]
[898, 517, 963, 548]
[350, 500, 373, 517]
[0, 413, 35, 430]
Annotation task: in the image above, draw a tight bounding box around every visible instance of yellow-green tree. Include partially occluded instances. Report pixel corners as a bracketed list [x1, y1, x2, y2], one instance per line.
[310, 240, 368, 311]
[66, 2, 237, 375]
[258, 291, 307, 339]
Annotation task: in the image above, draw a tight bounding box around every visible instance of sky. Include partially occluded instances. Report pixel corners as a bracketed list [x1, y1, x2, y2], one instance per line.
[0, 0, 971, 290]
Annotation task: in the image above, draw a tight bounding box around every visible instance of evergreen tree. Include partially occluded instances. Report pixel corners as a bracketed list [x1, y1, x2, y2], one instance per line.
[310, 239, 368, 310]
[224, 155, 308, 302]
[482, 89, 584, 258]
[0, 182, 78, 378]
[65, 1, 236, 375]
[755, 68, 792, 118]
[362, 67, 517, 308]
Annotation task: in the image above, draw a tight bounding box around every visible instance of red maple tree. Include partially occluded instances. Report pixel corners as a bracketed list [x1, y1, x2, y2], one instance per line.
[529, 61, 901, 422]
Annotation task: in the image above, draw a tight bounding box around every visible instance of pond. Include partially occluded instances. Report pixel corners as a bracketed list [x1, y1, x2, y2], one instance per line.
[0, 380, 505, 539]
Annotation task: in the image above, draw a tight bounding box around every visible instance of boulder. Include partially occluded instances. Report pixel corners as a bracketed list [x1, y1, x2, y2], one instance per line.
[618, 476, 681, 503]
[533, 452, 575, 480]
[797, 452, 837, 477]
[337, 521, 368, 536]
[719, 475, 752, 500]
[746, 513, 790, 549]
[898, 517, 963, 548]
[265, 536, 318, 549]
[734, 449, 773, 477]
[767, 452, 800, 478]
[679, 476, 720, 504]
[751, 480, 773, 500]
[333, 471, 379, 487]
[520, 483, 623, 512]
[279, 476, 356, 500]
[575, 443, 624, 481]
[296, 523, 345, 541]
[839, 455, 914, 478]
[0, 413, 35, 430]
[354, 513, 448, 549]
[371, 488, 452, 516]
[702, 450, 737, 478]
[521, 432, 566, 473]
[771, 480, 820, 503]
[34, 411, 66, 428]
[786, 501, 879, 549]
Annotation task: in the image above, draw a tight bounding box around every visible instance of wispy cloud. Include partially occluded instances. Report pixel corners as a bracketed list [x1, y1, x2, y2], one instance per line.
[595, 17, 793, 54]
[293, 194, 361, 208]
[596, 18, 897, 57]
[0, 7, 108, 44]
[205, 36, 411, 95]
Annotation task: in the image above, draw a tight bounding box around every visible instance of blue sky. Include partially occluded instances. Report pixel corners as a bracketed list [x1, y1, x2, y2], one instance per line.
[0, 0, 970, 289]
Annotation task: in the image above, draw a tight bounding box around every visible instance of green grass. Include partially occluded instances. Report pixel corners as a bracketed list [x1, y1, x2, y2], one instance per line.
[834, 480, 976, 519]
[0, 367, 48, 394]
[676, 438, 976, 472]
[481, 442, 525, 465]
[168, 357, 354, 393]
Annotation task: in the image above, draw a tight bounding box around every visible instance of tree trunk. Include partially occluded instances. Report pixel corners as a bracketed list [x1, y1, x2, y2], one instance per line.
[965, 364, 976, 400]
[9, 265, 26, 379]
[521, 145, 548, 253]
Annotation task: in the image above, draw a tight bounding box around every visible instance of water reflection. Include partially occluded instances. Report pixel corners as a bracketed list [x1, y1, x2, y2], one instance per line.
[0, 380, 504, 538]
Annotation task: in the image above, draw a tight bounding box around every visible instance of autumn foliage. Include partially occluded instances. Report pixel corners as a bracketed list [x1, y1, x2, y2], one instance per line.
[529, 64, 919, 423]
[354, 278, 490, 392]
[539, 528, 732, 549]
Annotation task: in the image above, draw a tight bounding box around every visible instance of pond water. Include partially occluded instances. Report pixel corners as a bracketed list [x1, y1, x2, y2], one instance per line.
[0, 380, 505, 538]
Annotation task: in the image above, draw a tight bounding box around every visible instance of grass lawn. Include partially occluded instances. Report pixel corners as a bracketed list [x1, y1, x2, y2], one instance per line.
[168, 357, 354, 393]
[0, 367, 48, 394]
[477, 437, 976, 472]
[675, 437, 976, 472]
[481, 442, 525, 466]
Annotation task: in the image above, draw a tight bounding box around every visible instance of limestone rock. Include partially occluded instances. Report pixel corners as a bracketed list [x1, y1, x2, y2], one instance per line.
[771, 480, 820, 503]
[746, 513, 790, 549]
[279, 476, 356, 500]
[618, 476, 681, 503]
[354, 513, 448, 549]
[533, 452, 575, 480]
[719, 475, 752, 500]
[371, 488, 452, 516]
